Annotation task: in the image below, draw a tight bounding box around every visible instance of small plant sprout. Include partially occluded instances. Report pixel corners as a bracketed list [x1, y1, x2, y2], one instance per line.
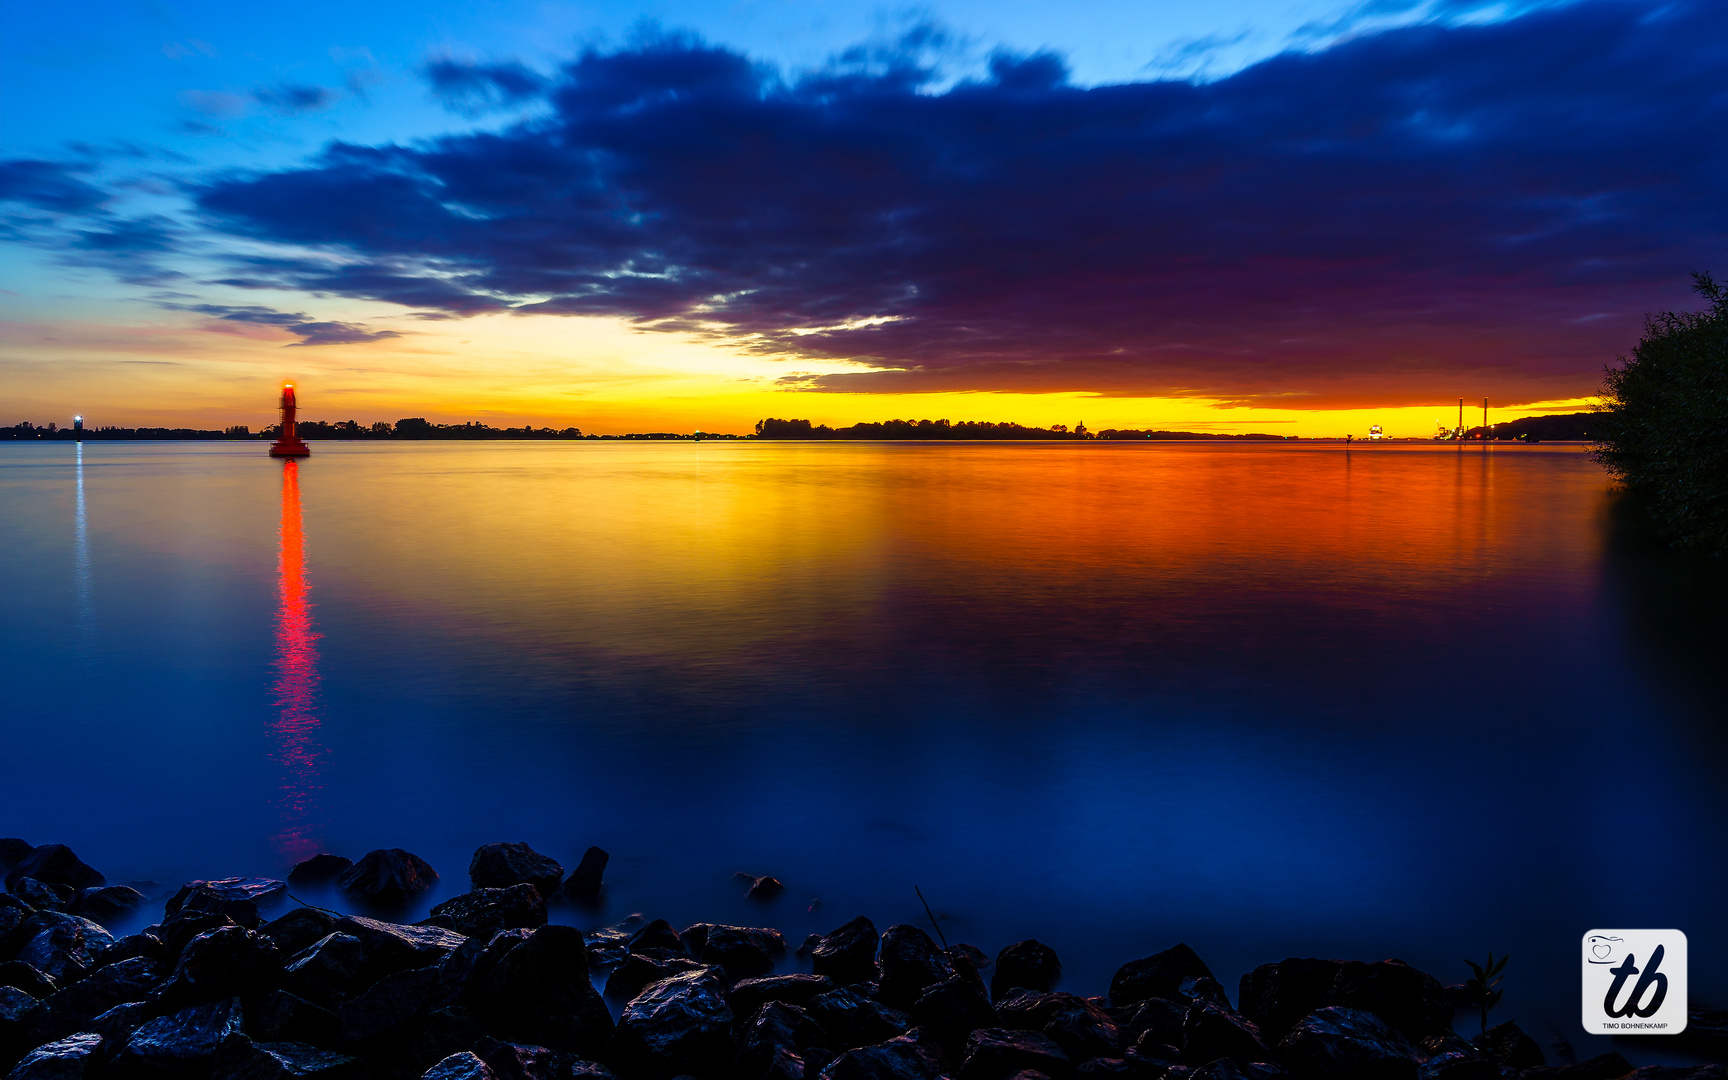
[1463, 953, 1509, 1034]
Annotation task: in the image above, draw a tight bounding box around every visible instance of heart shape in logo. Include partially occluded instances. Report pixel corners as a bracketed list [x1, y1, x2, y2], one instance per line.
[1593, 945, 1611, 959]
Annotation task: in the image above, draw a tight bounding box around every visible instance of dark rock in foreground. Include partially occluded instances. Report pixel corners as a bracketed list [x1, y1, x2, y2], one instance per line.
[290, 854, 355, 889]
[1110, 944, 1215, 1008]
[558, 847, 609, 906]
[469, 844, 564, 898]
[168, 877, 290, 928]
[993, 941, 1062, 1001]
[425, 885, 548, 938]
[337, 849, 440, 909]
[811, 917, 880, 987]
[4, 846, 105, 895]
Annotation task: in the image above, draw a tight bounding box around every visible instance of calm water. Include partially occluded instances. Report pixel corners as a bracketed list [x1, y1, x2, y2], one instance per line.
[2, 440, 1724, 1062]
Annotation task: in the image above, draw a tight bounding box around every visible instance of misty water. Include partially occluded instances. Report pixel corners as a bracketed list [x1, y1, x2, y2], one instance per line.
[2, 440, 1723, 1063]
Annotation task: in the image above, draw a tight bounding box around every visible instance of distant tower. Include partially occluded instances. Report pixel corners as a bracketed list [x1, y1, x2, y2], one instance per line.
[73, 415, 83, 442]
[270, 384, 311, 458]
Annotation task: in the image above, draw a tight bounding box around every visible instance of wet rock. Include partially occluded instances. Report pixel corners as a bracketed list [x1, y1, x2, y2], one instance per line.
[92, 931, 166, 969]
[0, 840, 33, 873]
[423, 1052, 499, 1080]
[399, 1006, 490, 1079]
[1074, 1058, 1137, 1080]
[11, 879, 75, 912]
[433, 929, 530, 1009]
[682, 924, 786, 981]
[807, 987, 913, 1051]
[1111, 946, 1215, 1009]
[155, 925, 285, 1006]
[1517, 1053, 1636, 1080]
[7, 1031, 103, 1080]
[743, 876, 786, 901]
[583, 927, 631, 971]
[992, 942, 1062, 1001]
[0, 961, 57, 999]
[1, 899, 29, 957]
[1118, 997, 1188, 1050]
[424, 885, 547, 938]
[627, 920, 684, 959]
[469, 844, 563, 898]
[1181, 1002, 1271, 1066]
[960, 1027, 1071, 1080]
[262, 909, 340, 960]
[339, 964, 442, 1045]
[821, 1028, 950, 1080]
[250, 990, 342, 1048]
[336, 850, 439, 910]
[729, 975, 836, 1020]
[1179, 978, 1233, 1011]
[1276, 1007, 1419, 1080]
[1036, 995, 1122, 1061]
[1470, 1023, 1543, 1070]
[1239, 960, 1345, 1045]
[1415, 1052, 1503, 1080]
[117, 995, 248, 1073]
[73, 886, 146, 927]
[909, 975, 998, 1057]
[474, 1036, 619, 1080]
[812, 918, 880, 987]
[168, 878, 290, 929]
[15, 915, 115, 984]
[1325, 961, 1452, 1043]
[4, 846, 104, 894]
[19, 956, 161, 1046]
[332, 916, 466, 979]
[604, 954, 707, 1003]
[285, 934, 368, 1003]
[210, 1039, 368, 1079]
[1189, 1061, 1287, 1080]
[288, 856, 354, 890]
[736, 1001, 831, 1078]
[156, 910, 239, 968]
[877, 926, 956, 1011]
[615, 968, 733, 1077]
[88, 998, 153, 1044]
[1617, 1069, 1728, 1080]
[0, 981, 34, 1020]
[473, 924, 614, 1056]
[557, 847, 608, 906]
[746, 1045, 808, 1080]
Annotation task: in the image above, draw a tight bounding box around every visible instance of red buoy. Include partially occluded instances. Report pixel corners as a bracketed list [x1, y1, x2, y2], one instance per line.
[270, 383, 311, 458]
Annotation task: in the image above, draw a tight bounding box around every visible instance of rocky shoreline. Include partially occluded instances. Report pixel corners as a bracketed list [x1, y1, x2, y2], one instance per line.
[1, 840, 1720, 1080]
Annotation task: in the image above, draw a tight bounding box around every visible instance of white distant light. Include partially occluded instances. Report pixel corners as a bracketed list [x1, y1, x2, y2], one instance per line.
[74, 415, 82, 421]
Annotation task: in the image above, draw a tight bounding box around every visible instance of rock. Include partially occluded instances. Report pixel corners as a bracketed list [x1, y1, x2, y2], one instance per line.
[812, 918, 880, 987]
[336, 850, 439, 910]
[474, 1037, 619, 1080]
[1, 899, 30, 957]
[1520, 1053, 1635, 1080]
[1325, 961, 1452, 1043]
[400, 1006, 490, 1079]
[1111, 946, 1215, 1009]
[910, 975, 998, 1057]
[1074, 1059, 1141, 1080]
[960, 1027, 1071, 1080]
[821, 1028, 950, 1080]
[730, 975, 837, 1021]
[876, 926, 957, 1011]
[19, 955, 161, 1046]
[11, 879, 75, 912]
[682, 924, 786, 980]
[156, 925, 285, 1006]
[117, 996, 248, 1072]
[745, 876, 786, 901]
[1180, 978, 1233, 1011]
[1617, 1070, 1727, 1080]
[88, 999, 153, 1045]
[604, 954, 707, 1003]
[1032, 995, 1121, 1061]
[211, 1039, 368, 1079]
[423, 1052, 500, 1080]
[558, 847, 608, 906]
[1181, 1002, 1271, 1066]
[285, 934, 369, 1003]
[0, 961, 57, 999]
[7, 1031, 103, 1079]
[1470, 1023, 1543, 1070]
[627, 919, 684, 958]
[250, 990, 343, 1048]
[92, 931, 166, 969]
[468, 844, 564, 898]
[424, 885, 547, 938]
[615, 968, 733, 1077]
[736, 1001, 830, 1078]
[472, 924, 614, 1056]
[156, 910, 239, 968]
[15, 915, 115, 984]
[289, 856, 355, 889]
[1276, 1007, 1419, 1080]
[339, 964, 442, 1045]
[1239, 960, 1345, 1045]
[1416, 1053, 1504, 1080]
[73, 886, 146, 927]
[433, 929, 531, 1009]
[1190, 1062, 1287, 1080]
[262, 909, 341, 959]
[4, 847, 104, 894]
[0, 840, 34, 873]
[0, 981, 35, 1019]
[992, 942, 1062, 1001]
[167, 878, 290, 929]
[1119, 997, 1188, 1050]
[583, 927, 631, 972]
[807, 987, 913, 1051]
[333, 916, 467, 979]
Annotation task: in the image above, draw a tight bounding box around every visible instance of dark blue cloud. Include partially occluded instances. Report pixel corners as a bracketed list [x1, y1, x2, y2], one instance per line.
[193, 1, 1728, 405]
[425, 59, 547, 113]
[0, 160, 108, 213]
[166, 302, 402, 346]
[253, 84, 338, 113]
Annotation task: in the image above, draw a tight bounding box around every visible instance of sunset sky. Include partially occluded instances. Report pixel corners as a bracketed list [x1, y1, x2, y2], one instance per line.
[3, 0, 1723, 436]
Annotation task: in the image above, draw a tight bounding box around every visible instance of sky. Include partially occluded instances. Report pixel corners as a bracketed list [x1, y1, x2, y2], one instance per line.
[2, 0, 1724, 435]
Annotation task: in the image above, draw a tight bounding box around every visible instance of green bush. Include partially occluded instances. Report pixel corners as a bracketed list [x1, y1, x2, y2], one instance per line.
[1593, 273, 1728, 554]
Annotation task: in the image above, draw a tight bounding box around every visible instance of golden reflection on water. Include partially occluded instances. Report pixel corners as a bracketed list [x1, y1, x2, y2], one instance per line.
[293, 442, 1606, 665]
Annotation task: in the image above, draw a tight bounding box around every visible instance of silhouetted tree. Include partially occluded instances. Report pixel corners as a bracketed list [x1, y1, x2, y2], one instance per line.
[1593, 273, 1728, 553]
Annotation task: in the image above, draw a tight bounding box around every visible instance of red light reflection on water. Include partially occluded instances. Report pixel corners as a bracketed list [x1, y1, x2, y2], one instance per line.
[269, 459, 324, 861]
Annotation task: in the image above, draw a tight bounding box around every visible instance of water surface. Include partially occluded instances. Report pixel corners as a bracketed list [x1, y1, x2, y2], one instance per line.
[2, 440, 1722, 1062]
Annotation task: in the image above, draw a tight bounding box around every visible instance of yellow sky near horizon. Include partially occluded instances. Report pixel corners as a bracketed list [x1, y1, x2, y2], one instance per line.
[0, 307, 1600, 439]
